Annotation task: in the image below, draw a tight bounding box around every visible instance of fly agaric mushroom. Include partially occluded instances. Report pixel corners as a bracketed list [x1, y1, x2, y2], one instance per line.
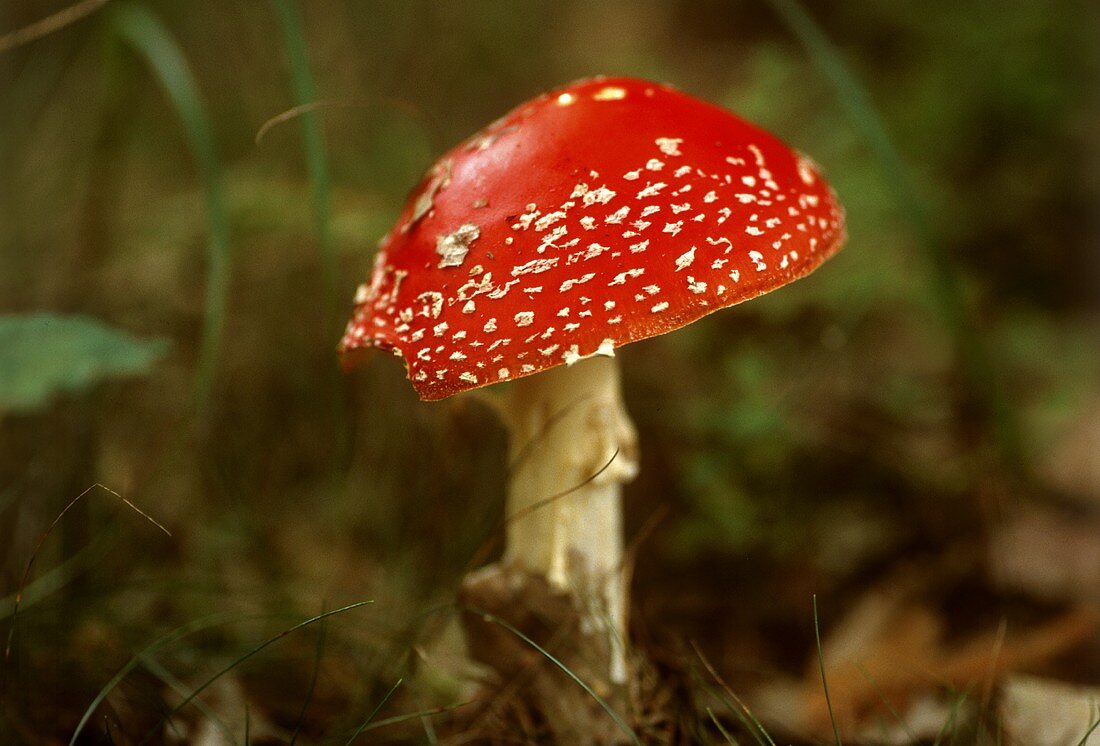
[341, 77, 844, 693]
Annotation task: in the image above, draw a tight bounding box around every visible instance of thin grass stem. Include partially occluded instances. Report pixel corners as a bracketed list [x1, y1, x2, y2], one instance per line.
[346, 700, 471, 739]
[0, 0, 110, 54]
[856, 662, 916, 743]
[707, 706, 739, 744]
[762, 0, 1025, 479]
[270, 0, 337, 328]
[931, 689, 969, 746]
[418, 697, 440, 744]
[343, 678, 403, 745]
[813, 595, 842, 745]
[70, 612, 238, 745]
[1077, 706, 1100, 746]
[0, 520, 119, 621]
[109, 3, 231, 420]
[4, 484, 168, 664]
[140, 654, 237, 746]
[464, 605, 642, 745]
[691, 641, 777, 746]
[288, 601, 327, 745]
[466, 448, 621, 572]
[135, 601, 372, 745]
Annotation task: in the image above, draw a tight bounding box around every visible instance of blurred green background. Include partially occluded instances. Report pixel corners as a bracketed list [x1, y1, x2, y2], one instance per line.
[1, 0, 1098, 742]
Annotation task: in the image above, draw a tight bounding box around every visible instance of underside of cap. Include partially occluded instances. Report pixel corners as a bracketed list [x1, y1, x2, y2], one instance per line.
[340, 76, 846, 400]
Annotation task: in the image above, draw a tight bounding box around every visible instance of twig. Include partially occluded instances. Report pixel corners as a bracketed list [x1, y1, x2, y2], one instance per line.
[0, 0, 110, 54]
[256, 100, 347, 146]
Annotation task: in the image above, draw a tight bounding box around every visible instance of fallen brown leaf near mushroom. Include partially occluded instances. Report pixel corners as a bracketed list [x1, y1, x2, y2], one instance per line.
[716, 541, 1100, 743]
[785, 595, 1097, 739]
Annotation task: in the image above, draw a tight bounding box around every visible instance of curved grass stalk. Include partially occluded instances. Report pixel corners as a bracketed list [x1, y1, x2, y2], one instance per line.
[4, 484, 168, 663]
[0, 0, 111, 54]
[1077, 711, 1100, 746]
[707, 707, 738, 744]
[344, 678, 403, 745]
[464, 605, 642, 746]
[0, 521, 118, 622]
[134, 600, 372, 745]
[69, 611, 236, 745]
[692, 640, 777, 746]
[108, 3, 231, 420]
[270, 0, 337, 328]
[139, 654, 237, 746]
[813, 595, 843, 746]
[287, 602, 327, 746]
[70, 601, 372, 745]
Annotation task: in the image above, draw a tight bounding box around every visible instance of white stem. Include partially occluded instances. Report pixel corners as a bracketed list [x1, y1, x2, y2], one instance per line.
[500, 355, 639, 683]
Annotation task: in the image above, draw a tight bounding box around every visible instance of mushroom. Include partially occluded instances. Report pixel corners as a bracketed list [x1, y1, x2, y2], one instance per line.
[341, 77, 844, 701]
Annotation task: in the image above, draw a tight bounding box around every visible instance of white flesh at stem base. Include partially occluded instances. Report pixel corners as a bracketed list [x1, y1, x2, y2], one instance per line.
[499, 354, 639, 685]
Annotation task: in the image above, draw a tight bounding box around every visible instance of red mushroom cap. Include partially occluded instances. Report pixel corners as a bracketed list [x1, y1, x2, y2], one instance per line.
[340, 77, 846, 400]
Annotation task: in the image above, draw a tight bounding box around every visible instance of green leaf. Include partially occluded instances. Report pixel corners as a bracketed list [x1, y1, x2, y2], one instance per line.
[0, 313, 168, 413]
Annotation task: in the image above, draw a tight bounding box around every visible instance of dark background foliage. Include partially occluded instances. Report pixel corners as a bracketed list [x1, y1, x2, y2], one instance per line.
[1, 0, 1097, 742]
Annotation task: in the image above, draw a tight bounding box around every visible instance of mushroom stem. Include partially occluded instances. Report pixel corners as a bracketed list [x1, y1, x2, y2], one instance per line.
[499, 354, 639, 683]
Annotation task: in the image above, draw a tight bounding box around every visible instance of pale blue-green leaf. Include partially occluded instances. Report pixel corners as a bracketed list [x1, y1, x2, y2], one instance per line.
[0, 313, 168, 412]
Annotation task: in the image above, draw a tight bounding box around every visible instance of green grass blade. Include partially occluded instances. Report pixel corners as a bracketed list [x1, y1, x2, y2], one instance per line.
[1077, 706, 1100, 746]
[108, 3, 231, 420]
[139, 654, 238, 746]
[0, 520, 118, 621]
[270, 0, 337, 327]
[5, 484, 169, 662]
[420, 702, 440, 744]
[707, 706, 739, 744]
[762, 0, 1025, 478]
[693, 678, 767, 746]
[288, 602, 327, 746]
[136, 600, 372, 745]
[69, 612, 238, 745]
[343, 678, 403, 745]
[856, 662, 917, 743]
[465, 606, 642, 745]
[354, 700, 470, 738]
[813, 595, 842, 745]
[931, 689, 969, 746]
[692, 641, 776, 746]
